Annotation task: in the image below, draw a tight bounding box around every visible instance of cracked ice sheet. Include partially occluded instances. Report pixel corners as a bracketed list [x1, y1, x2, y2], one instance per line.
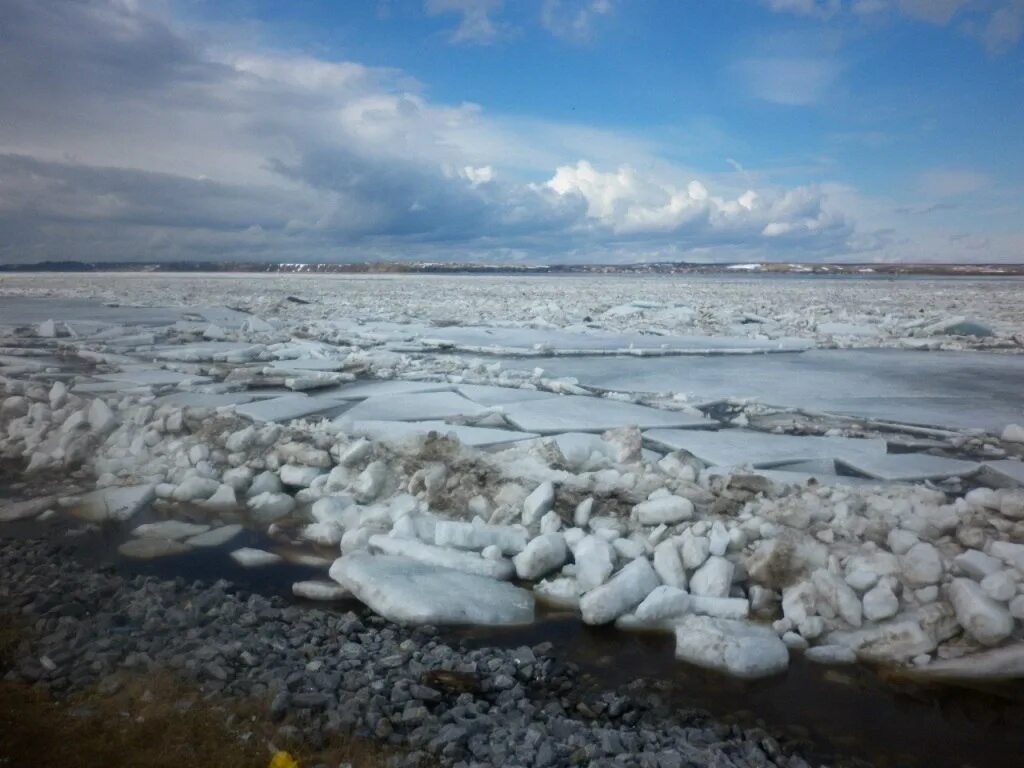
[235, 394, 348, 423]
[95, 369, 212, 386]
[517, 349, 1024, 433]
[502, 395, 716, 434]
[267, 358, 349, 372]
[704, 466, 892, 489]
[643, 429, 887, 468]
[149, 341, 263, 362]
[836, 454, 980, 482]
[322, 380, 454, 400]
[345, 420, 539, 448]
[981, 460, 1024, 488]
[403, 325, 811, 356]
[456, 384, 561, 406]
[338, 391, 488, 422]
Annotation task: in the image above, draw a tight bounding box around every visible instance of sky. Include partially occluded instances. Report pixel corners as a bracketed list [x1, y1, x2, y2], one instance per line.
[0, 0, 1022, 264]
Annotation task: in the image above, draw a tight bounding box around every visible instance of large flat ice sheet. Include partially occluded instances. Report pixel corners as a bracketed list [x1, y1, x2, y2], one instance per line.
[502, 395, 716, 434]
[456, 384, 560, 406]
[96, 369, 211, 386]
[836, 453, 980, 481]
[340, 391, 488, 422]
[410, 325, 810, 356]
[981, 460, 1024, 488]
[345, 419, 538, 448]
[643, 428, 887, 468]
[519, 350, 1024, 433]
[235, 394, 342, 423]
[322, 379, 454, 400]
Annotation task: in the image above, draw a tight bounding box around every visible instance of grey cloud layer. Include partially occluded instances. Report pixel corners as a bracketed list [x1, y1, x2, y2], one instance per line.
[0, 0, 857, 264]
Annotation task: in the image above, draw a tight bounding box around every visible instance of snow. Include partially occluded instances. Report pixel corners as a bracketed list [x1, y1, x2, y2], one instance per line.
[674, 616, 789, 679]
[330, 553, 535, 625]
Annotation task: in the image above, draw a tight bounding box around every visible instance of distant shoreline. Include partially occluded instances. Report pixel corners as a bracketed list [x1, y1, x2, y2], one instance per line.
[1, 261, 1022, 277]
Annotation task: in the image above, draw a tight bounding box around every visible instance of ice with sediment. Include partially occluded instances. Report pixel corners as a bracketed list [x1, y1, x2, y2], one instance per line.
[674, 615, 789, 679]
[74, 484, 155, 522]
[502, 395, 715, 434]
[330, 552, 535, 625]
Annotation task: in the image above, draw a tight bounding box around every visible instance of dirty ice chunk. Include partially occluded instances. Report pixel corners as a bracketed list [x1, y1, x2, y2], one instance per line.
[118, 538, 192, 559]
[0, 497, 54, 522]
[75, 484, 155, 522]
[674, 615, 789, 680]
[292, 580, 351, 601]
[330, 552, 534, 625]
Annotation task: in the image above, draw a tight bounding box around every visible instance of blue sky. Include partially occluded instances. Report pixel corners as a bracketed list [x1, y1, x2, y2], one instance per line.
[0, 0, 1021, 263]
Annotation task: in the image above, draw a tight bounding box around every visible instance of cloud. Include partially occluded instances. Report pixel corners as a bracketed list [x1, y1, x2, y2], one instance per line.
[918, 169, 992, 197]
[0, 0, 902, 264]
[734, 56, 843, 105]
[540, 0, 614, 42]
[424, 0, 506, 44]
[765, 0, 1024, 52]
[545, 161, 850, 246]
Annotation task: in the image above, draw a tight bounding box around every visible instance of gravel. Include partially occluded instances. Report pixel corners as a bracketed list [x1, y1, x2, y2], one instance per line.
[0, 534, 822, 768]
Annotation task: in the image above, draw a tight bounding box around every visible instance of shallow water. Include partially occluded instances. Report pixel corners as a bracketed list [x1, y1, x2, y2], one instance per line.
[4, 510, 1024, 768]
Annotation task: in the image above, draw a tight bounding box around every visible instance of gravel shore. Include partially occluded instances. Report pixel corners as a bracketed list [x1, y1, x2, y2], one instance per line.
[0, 534, 819, 768]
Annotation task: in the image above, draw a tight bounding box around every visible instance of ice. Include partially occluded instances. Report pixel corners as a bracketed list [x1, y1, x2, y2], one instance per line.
[690, 557, 735, 598]
[339, 391, 488, 422]
[433, 520, 528, 555]
[156, 392, 262, 409]
[74, 484, 155, 522]
[579, 557, 660, 625]
[907, 644, 1024, 681]
[524, 350, 1024, 433]
[634, 585, 690, 621]
[118, 538, 192, 559]
[502, 395, 715, 434]
[634, 496, 693, 525]
[837, 454, 980, 482]
[345, 419, 537, 448]
[947, 578, 1014, 646]
[268, 358, 348, 372]
[230, 547, 283, 567]
[326, 380, 454, 400]
[0, 497, 53, 522]
[512, 533, 568, 580]
[95, 370, 211, 387]
[185, 524, 244, 547]
[151, 341, 262, 362]
[674, 616, 789, 679]
[414, 325, 810, 356]
[329, 552, 535, 625]
[292, 580, 351, 601]
[247, 492, 296, 523]
[981, 460, 1024, 488]
[520, 432, 661, 468]
[368, 534, 515, 580]
[131, 520, 210, 540]
[456, 384, 560, 406]
[643, 429, 886, 468]
[235, 394, 341, 423]
[572, 534, 616, 591]
[522, 481, 555, 527]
